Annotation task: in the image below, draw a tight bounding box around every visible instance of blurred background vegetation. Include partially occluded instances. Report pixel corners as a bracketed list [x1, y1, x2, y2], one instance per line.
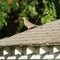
[0, 0, 60, 38]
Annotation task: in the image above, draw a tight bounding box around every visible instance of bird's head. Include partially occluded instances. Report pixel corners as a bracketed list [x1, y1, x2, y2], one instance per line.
[22, 17, 28, 22]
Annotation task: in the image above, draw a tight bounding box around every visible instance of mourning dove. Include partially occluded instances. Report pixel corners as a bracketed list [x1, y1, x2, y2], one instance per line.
[23, 17, 37, 29]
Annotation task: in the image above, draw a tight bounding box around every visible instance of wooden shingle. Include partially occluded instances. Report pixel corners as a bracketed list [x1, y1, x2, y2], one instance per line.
[0, 19, 60, 46]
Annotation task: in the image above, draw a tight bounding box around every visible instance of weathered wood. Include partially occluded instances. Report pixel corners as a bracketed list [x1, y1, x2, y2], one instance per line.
[3, 46, 15, 56]
[0, 48, 3, 56]
[28, 46, 40, 54]
[0, 47, 60, 59]
[15, 46, 27, 55]
[0, 19, 60, 47]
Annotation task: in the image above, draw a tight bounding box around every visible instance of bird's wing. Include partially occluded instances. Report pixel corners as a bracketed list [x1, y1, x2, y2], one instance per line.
[23, 17, 37, 29]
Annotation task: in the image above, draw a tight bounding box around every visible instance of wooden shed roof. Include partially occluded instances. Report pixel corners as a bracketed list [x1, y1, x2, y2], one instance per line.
[0, 19, 60, 47]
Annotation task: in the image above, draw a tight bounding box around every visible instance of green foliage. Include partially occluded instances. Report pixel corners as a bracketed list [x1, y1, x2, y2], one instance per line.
[0, 0, 10, 29]
[53, 0, 60, 19]
[19, 0, 57, 24]
[0, 0, 59, 38]
[41, 0, 56, 24]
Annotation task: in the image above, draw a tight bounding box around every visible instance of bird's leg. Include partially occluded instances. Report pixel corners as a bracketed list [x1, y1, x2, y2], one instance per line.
[28, 28, 30, 30]
[26, 28, 30, 31]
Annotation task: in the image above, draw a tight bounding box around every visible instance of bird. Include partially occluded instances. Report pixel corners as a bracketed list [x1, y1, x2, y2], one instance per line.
[22, 17, 37, 30]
